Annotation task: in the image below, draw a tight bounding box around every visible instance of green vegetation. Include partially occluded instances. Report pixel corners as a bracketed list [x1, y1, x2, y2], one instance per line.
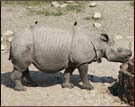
[66, 3, 84, 13]
[2, 1, 86, 16]
[2, 1, 50, 7]
[29, 9, 64, 16]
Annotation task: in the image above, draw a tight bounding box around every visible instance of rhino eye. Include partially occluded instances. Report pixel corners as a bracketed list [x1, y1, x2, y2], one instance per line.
[117, 48, 123, 53]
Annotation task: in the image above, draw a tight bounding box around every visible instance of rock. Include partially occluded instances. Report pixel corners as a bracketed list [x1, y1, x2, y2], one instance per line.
[51, 1, 60, 7]
[7, 37, 13, 42]
[89, 2, 97, 7]
[93, 23, 101, 29]
[92, 12, 101, 19]
[114, 35, 123, 40]
[120, 63, 128, 70]
[60, 3, 68, 8]
[1, 44, 6, 51]
[2, 30, 14, 37]
[110, 58, 134, 106]
[65, 1, 74, 3]
[26, 6, 32, 9]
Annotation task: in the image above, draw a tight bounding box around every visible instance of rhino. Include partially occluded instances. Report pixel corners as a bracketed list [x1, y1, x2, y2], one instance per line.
[9, 21, 132, 91]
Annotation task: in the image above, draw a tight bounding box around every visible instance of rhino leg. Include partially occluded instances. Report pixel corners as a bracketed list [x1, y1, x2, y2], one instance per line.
[62, 67, 75, 88]
[22, 68, 37, 87]
[78, 64, 94, 90]
[11, 68, 26, 91]
[10, 45, 33, 91]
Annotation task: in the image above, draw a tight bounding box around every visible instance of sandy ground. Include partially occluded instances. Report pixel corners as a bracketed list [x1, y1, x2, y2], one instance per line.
[1, 1, 134, 106]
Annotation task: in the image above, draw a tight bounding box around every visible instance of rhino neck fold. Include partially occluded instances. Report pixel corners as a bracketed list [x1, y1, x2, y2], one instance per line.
[89, 40, 105, 63]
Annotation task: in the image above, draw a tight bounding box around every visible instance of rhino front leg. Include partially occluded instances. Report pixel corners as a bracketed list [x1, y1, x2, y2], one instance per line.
[62, 67, 75, 88]
[78, 64, 94, 90]
[22, 68, 37, 87]
[11, 68, 26, 91]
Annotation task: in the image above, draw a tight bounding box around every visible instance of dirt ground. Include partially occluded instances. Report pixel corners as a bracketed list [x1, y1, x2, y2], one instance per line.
[1, 1, 134, 106]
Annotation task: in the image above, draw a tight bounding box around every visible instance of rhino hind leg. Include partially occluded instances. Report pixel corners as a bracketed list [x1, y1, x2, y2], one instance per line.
[11, 68, 26, 91]
[62, 67, 75, 88]
[22, 68, 37, 87]
[78, 64, 94, 90]
[10, 45, 33, 91]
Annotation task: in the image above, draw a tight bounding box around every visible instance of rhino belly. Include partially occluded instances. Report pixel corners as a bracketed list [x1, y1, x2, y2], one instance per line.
[32, 27, 72, 73]
[32, 49, 69, 73]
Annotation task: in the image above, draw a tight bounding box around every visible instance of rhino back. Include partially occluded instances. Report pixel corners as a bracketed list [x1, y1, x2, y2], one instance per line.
[32, 26, 73, 72]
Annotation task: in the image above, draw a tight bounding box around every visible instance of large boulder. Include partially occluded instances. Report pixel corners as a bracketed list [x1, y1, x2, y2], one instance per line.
[109, 57, 134, 106]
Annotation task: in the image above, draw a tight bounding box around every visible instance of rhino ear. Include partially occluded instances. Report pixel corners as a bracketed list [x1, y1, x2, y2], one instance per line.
[100, 33, 109, 42]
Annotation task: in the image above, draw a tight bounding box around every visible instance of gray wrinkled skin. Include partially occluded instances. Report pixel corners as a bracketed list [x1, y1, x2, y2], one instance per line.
[9, 23, 132, 91]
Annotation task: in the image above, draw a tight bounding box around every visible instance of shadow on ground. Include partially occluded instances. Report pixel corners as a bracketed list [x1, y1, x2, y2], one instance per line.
[1, 71, 116, 89]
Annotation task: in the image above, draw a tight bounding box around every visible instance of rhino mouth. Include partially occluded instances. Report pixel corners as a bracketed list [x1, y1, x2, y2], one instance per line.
[122, 55, 131, 62]
[106, 55, 131, 63]
[115, 55, 131, 63]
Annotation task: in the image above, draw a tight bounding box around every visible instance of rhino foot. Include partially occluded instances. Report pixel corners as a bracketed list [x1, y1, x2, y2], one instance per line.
[81, 84, 94, 90]
[62, 82, 74, 88]
[14, 86, 27, 91]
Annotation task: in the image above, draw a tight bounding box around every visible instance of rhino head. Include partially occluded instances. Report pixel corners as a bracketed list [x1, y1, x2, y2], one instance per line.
[99, 34, 132, 63]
